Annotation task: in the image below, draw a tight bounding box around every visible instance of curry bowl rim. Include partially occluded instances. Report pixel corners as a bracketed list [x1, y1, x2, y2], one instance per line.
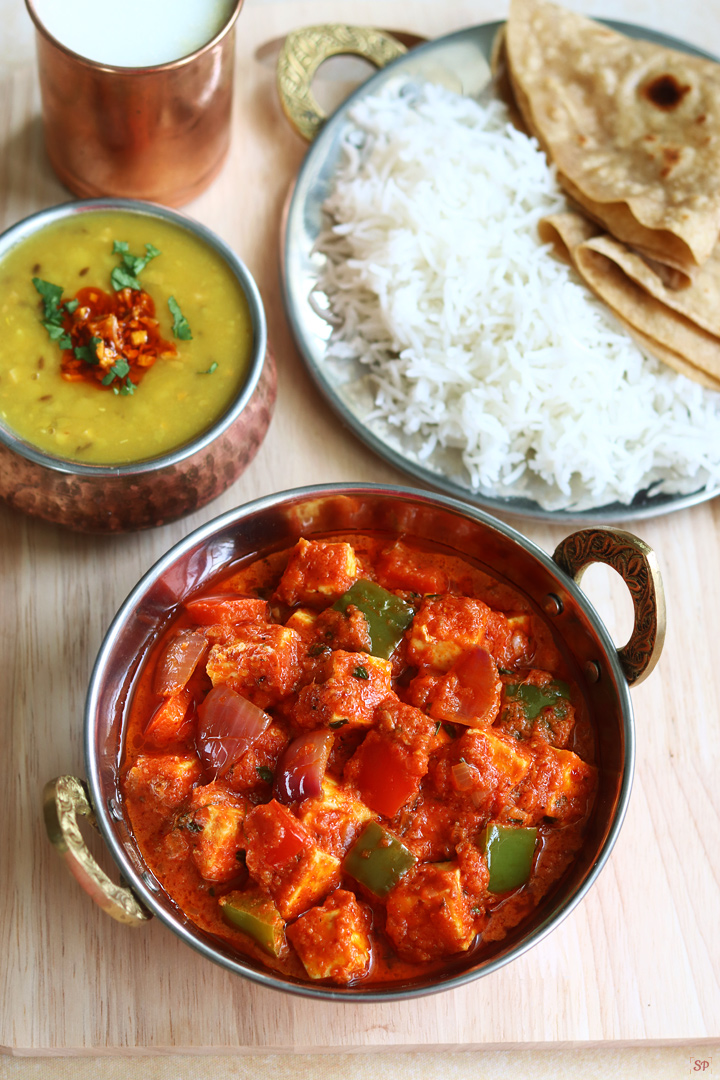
[83, 481, 636, 1000]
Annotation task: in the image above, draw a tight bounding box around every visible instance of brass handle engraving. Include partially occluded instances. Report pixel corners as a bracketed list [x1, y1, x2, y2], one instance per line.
[277, 24, 407, 140]
[553, 528, 666, 686]
[43, 775, 151, 926]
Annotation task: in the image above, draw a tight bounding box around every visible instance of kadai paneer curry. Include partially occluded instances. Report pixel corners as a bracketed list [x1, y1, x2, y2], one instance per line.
[122, 534, 597, 987]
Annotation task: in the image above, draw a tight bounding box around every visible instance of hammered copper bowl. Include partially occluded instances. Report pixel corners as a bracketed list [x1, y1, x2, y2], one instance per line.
[44, 483, 665, 999]
[0, 198, 275, 532]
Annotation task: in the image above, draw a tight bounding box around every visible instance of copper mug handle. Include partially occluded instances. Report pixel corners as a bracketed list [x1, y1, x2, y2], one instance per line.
[43, 775, 150, 926]
[553, 528, 666, 686]
[277, 24, 407, 140]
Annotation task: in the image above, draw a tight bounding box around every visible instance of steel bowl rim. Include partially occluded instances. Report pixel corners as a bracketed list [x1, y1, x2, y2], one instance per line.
[84, 480, 635, 1000]
[0, 196, 267, 477]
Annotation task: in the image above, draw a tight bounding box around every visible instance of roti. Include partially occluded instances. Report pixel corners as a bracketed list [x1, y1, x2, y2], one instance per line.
[539, 212, 720, 390]
[505, 0, 720, 275]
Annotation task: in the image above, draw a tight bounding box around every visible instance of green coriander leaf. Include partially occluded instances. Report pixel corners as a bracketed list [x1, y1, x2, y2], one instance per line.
[110, 242, 161, 291]
[328, 719, 348, 729]
[111, 265, 142, 291]
[101, 359, 131, 387]
[256, 766, 273, 784]
[33, 277, 64, 313]
[119, 377, 136, 396]
[63, 299, 79, 314]
[199, 361, 218, 375]
[168, 296, 193, 340]
[352, 666, 369, 680]
[59, 334, 73, 350]
[43, 321, 67, 340]
[73, 336, 102, 365]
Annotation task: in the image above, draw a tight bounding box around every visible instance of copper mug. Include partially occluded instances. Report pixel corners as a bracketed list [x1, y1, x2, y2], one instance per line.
[25, 0, 243, 207]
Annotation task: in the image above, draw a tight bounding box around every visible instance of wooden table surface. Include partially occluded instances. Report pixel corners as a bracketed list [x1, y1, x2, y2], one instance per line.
[1, 0, 719, 1055]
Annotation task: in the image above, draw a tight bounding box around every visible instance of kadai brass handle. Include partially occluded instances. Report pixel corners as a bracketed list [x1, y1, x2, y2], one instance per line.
[43, 775, 151, 926]
[277, 24, 407, 140]
[552, 527, 666, 686]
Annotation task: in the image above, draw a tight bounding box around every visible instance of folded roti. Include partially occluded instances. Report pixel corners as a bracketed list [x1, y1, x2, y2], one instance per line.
[506, 0, 720, 275]
[539, 212, 720, 390]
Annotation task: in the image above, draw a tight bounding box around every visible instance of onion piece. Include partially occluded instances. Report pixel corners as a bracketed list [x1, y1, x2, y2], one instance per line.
[197, 684, 272, 779]
[154, 629, 208, 696]
[274, 729, 334, 804]
[451, 759, 479, 792]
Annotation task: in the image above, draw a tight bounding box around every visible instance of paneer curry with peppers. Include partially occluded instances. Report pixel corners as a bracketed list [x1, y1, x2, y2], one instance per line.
[122, 534, 597, 986]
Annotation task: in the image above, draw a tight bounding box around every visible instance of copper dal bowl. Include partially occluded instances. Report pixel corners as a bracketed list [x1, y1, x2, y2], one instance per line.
[44, 484, 665, 999]
[0, 198, 275, 532]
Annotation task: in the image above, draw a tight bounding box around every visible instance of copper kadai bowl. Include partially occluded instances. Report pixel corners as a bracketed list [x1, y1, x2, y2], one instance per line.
[44, 484, 665, 1000]
[0, 198, 276, 532]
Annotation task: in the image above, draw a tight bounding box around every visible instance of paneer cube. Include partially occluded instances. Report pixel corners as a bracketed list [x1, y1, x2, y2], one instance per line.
[293, 651, 393, 730]
[518, 745, 597, 824]
[206, 624, 302, 708]
[408, 596, 492, 671]
[244, 799, 342, 919]
[287, 889, 371, 983]
[276, 845, 343, 920]
[461, 728, 533, 788]
[123, 752, 201, 811]
[298, 775, 375, 858]
[437, 728, 533, 818]
[484, 611, 532, 667]
[385, 863, 475, 962]
[275, 539, 359, 607]
[285, 607, 318, 640]
[375, 541, 450, 596]
[181, 782, 247, 883]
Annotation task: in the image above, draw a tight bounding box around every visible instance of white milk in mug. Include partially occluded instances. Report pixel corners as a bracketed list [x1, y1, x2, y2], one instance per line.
[29, 0, 238, 67]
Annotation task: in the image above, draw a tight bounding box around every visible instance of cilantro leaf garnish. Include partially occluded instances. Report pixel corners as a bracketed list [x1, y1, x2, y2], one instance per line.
[73, 336, 103, 365]
[168, 296, 193, 340]
[110, 241, 161, 292]
[256, 766, 273, 784]
[34, 279, 76, 349]
[33, 277, 64, 315]
[101, 358, 135, 395]
[199, 361, 218, 375]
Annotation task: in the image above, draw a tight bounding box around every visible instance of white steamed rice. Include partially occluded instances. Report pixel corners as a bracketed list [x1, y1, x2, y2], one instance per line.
[314, 79, 720, 511]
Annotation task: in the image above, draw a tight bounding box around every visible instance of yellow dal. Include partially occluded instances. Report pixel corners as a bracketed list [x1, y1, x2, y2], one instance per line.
[0, 211, 254, 465]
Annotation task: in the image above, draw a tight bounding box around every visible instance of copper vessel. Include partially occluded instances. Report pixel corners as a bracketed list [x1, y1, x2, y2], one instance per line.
[0, 198, 276, 532]
[25, 0, 244, 207]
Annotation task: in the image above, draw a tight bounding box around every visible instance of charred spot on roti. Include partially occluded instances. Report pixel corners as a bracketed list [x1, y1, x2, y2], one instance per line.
[642, 74, 691, 110]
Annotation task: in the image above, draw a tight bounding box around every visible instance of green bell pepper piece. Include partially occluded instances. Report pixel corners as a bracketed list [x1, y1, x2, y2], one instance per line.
[481, 824, 538, 893]
[344, 821, 417, 897]
[334, 580, 414, 659]
[218, 888, 287, 957]
[504, 680, 570, 720]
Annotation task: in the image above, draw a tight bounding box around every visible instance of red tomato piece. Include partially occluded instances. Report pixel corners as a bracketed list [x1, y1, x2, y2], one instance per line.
[144, 688, 193, 748]
[353, 733, 419, 818]
[245, 800, 311, 869]
[185, 595, 269, 626]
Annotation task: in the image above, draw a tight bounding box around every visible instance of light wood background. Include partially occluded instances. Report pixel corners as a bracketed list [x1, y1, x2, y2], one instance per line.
[1, 0, 719, 1055]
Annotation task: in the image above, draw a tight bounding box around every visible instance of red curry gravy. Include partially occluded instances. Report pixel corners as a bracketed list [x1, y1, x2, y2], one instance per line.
[121, 533, 597, 987]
